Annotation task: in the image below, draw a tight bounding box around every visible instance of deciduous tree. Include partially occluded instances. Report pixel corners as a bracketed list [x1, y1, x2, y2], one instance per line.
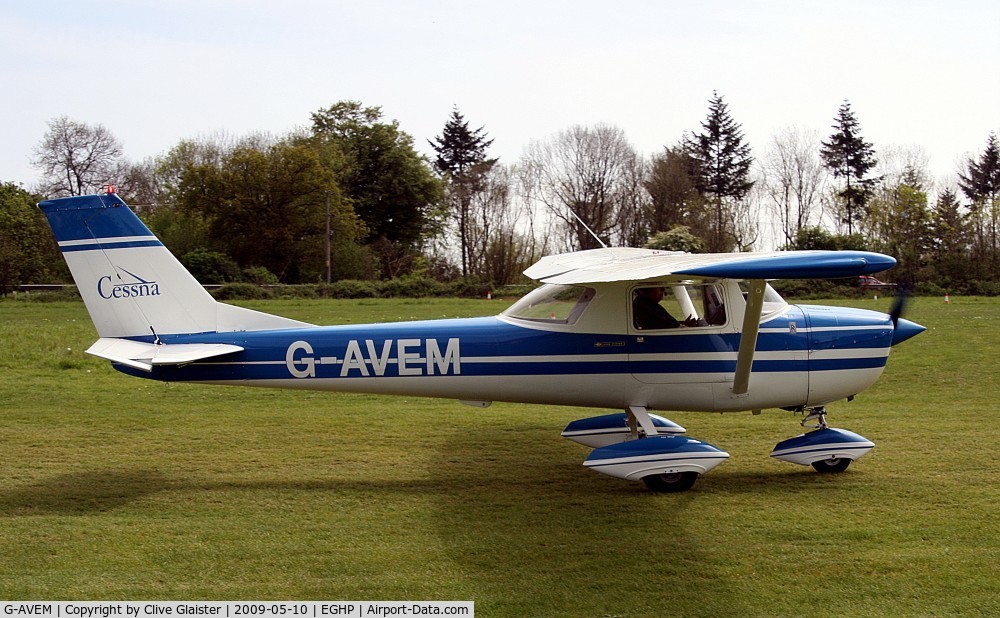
[868, 169, 932, 286]
[162, 134, 367, 283]
[311, 102, 444, 253]
[761, 126, 825, 246]
[522, 124, 647, 250]
[466, 164, 544, 285]
[33, 116, 124, 197]
[644, 146, 706, 238]
[0, 183, 66, 294]
[644, 225, 706, 253]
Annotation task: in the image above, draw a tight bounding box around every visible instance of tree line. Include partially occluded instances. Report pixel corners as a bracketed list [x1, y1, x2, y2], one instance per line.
[2, 94, 998, 296]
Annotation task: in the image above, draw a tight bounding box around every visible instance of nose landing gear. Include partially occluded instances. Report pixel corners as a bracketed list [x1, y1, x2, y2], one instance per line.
[800, 406, 829, 430]
[770, 406, 875, 472]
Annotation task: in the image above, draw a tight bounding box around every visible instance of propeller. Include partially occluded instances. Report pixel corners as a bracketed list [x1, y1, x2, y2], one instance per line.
[888, 288, 909, 326]
[887, 287, 925, 346]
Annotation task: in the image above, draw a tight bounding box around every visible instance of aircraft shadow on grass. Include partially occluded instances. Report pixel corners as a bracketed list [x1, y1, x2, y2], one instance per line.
[0, 469, 170, 516]
[0, 425, 864, 518]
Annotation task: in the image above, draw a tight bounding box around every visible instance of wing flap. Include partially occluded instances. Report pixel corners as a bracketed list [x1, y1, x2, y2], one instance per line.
[86, 338, 244, 372]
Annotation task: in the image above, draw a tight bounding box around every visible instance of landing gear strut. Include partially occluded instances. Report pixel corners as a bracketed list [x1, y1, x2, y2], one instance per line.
[799, 405, 829, 430]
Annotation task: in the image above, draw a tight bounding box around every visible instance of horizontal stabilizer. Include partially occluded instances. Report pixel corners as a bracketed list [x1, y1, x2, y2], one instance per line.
[86, 338, 244, 372]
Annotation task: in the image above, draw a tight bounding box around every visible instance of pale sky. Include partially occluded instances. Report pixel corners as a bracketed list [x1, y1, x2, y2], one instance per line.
[2, 0, 997, 191]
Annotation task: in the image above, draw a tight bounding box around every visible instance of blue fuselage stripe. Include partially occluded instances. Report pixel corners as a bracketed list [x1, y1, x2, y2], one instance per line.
[116, 316, 892, 383]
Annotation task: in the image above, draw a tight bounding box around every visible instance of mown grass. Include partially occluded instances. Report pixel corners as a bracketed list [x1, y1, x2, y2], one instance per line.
[0, 296, 997, 616]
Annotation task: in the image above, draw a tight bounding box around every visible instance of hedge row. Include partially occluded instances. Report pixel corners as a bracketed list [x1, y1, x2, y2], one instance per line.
[210, 276, 537, 301]
[9, 277, 998, 303]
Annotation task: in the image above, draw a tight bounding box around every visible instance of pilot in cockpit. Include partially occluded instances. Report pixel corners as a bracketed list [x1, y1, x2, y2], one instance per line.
[633, 287, 700, 330]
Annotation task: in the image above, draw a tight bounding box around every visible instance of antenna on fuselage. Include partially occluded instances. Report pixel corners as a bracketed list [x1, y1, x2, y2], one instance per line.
[566, 207, 608, 250]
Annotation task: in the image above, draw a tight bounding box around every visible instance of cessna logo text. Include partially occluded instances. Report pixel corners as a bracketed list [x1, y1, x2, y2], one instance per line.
[286, 339, 461, 378]
[97, 270, 161, 299]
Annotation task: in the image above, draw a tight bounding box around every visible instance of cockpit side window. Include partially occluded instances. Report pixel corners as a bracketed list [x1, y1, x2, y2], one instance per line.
[632, 283, 727, 331]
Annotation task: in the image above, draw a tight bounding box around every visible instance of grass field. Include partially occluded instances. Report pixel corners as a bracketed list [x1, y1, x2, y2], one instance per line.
[1, 295, 997, 616]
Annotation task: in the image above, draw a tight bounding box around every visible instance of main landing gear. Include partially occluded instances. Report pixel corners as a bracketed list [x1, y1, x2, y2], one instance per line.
[640, 471, 700, 492]
[770, 406, 875, 473]
[561, 406, 730, 492]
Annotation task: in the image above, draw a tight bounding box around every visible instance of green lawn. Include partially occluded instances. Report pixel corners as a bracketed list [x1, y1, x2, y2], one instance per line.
[0, 296, 997, 616]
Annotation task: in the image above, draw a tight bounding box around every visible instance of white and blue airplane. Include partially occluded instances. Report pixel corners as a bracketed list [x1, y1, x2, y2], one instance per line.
[38, 191, 925, 491]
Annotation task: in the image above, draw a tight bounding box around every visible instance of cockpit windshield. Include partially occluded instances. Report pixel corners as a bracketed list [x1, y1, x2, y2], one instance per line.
[502, 284, 595, 324]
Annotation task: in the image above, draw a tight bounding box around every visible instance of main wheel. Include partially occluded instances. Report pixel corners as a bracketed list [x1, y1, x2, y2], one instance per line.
[811, 457, 852, 473]
[642, 471, 698, 492]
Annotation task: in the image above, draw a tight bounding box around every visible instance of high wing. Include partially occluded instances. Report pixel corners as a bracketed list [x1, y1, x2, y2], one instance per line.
[524, 248, 896, 284]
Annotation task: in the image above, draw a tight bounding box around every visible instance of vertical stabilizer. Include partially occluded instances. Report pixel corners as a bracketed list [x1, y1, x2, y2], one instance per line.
[38, 192, 310, 338]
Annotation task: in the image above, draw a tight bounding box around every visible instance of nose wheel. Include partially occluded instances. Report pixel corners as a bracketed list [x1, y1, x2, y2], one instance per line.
[770, 406, 875, 472]
[642, 471, 699, 492]
[811, 457, 852, 473]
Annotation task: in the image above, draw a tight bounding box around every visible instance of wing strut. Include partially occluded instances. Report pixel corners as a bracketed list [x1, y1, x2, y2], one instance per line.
[732, 279, 766, 395]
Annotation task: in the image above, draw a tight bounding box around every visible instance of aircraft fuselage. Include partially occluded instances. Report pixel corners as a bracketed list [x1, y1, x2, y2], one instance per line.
[119, 301, 896, 414]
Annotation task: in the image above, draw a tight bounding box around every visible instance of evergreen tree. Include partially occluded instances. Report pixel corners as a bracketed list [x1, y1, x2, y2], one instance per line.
[430, 107, 496, 176]
[819, 100, 878, 235]
[429, 107, 497, 277]
[875, 171, 931, 287]
[682, 92, 754, 252]
[929, 188, 969, 286]
[959, 133, 1000, 203]
[958, 132, 1000, 271]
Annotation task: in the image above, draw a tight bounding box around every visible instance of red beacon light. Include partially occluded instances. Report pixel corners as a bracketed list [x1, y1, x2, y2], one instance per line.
[106, 184, 118, 194]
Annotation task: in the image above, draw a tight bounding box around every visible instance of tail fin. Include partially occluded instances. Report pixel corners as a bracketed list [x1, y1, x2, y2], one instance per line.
[38, 192, 311, 339]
